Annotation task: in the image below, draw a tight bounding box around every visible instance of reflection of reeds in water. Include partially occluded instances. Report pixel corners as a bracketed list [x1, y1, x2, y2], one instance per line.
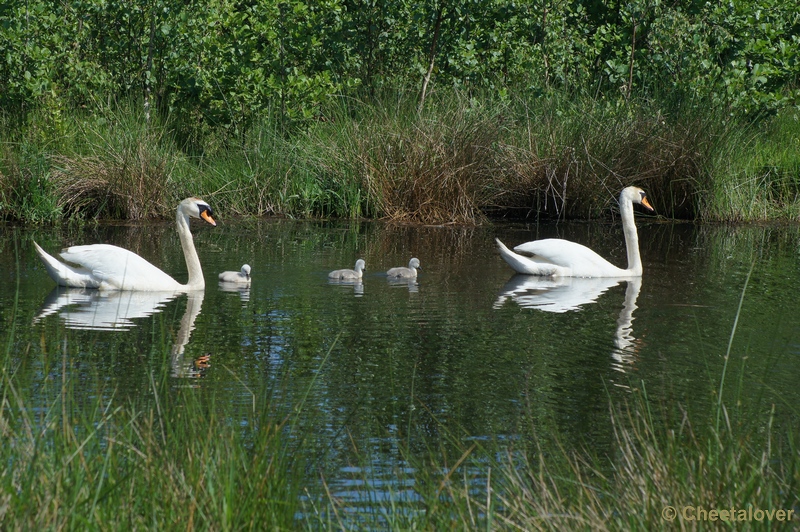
[368, 223, 482, 265]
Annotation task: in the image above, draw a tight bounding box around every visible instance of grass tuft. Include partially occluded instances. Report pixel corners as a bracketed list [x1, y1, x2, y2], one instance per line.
[49, 106, 182, 220]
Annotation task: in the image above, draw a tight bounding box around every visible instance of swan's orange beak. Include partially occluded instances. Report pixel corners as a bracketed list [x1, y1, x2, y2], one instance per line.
[201, 211, 217, 226]
[641, 197, 654, 212]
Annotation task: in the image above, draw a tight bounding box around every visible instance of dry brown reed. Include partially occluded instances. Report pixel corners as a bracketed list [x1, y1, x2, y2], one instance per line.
[50, 147, 173, 220]
[363, 121, 502, 224]
[494, 108, 708, 221]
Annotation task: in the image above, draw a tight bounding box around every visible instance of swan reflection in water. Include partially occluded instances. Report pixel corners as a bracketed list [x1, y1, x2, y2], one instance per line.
[34, 288, 210, 379]
[609, 277, 643, 376]
[35, 288, 178, 330]
[328, 278, 365, 296]
[169, 291, 209, 379]
[493, 275, 625, 313]
[494, 275, 643, 375]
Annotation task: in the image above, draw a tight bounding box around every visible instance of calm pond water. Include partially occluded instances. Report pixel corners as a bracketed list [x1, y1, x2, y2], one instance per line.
[3, 216, 800, 510]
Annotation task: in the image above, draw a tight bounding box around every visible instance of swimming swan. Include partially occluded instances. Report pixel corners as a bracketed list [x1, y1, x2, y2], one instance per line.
[386, 258, 421, 279]
[496, 187, 653, 277]
[329, 259, 366, 280]
[34, 197, 216, 291]
[219, 264, 251, 283]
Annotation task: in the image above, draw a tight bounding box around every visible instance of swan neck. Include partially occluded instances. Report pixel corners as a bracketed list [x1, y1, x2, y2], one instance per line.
[620, 196, 643, 276]
[177, 208, 205, 290]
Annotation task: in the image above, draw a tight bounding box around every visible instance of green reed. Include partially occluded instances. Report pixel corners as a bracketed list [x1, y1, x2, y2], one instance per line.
[704, 110, 800, 222]
[0, 332, 305, 529]
[2, 92, 800, 224]
[318, 385, 799, 530]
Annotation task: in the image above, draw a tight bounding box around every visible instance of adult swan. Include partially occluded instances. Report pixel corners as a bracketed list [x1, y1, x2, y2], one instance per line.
[34, 197, 217, 291]
[496, 187, 653, 277]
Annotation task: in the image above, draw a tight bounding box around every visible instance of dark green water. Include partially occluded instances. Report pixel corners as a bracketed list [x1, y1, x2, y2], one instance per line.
[3, 217, 799, 507]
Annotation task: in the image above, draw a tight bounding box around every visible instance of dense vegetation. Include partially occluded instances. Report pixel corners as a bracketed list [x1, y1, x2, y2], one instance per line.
[1, 0, 799, 223]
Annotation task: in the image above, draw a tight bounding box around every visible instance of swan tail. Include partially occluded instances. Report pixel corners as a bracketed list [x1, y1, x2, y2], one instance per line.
[34, 242, 101, 288]
[495, 238, 559, 276]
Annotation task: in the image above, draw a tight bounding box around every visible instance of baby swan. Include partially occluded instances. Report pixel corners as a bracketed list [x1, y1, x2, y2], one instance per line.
[329, 259, 366, 281]
[219, 264, 252, 284]
[386, 258, 421, 279]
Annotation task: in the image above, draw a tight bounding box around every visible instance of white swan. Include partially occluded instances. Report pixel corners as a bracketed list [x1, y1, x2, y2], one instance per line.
[219, 264, 251, 284]
[328, 259, 366, 280]
[386, 258, 421, 279]
[496, 186, 653, 277]
[34, 197, 216, 291]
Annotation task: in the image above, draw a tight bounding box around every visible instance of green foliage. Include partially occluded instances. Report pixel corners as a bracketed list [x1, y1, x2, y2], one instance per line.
[2, 0, 798, 137]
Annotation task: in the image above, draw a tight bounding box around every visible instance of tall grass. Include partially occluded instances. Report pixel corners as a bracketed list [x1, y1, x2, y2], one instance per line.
[311, 389, 799, 529]
[704, 111, 800, 221]
[0, 108, 63, 223]
[0, 350, 304, 529]
[480, 397, 798, 530]
[2, 92, 800, 224]
[494, 94, 710, 219]
[304, 91, 506, 224]
[49, 105, 188, 220]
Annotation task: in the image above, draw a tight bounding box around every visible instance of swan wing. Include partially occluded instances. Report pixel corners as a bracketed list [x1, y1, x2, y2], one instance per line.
[34, 241, 103, 288]
[60, 244, 181, 291]
[386, 266, 417, 278]
[495, 238, 564, 276]
[219, 271, 250, 283]
[329, 268, 359, 280]
[513, 239, 624, 277]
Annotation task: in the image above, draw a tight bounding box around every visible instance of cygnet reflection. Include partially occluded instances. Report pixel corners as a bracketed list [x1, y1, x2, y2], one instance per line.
[328, 278, 365, 296]
[387, 278, 419, 293]
[218, 281, 251, 303]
